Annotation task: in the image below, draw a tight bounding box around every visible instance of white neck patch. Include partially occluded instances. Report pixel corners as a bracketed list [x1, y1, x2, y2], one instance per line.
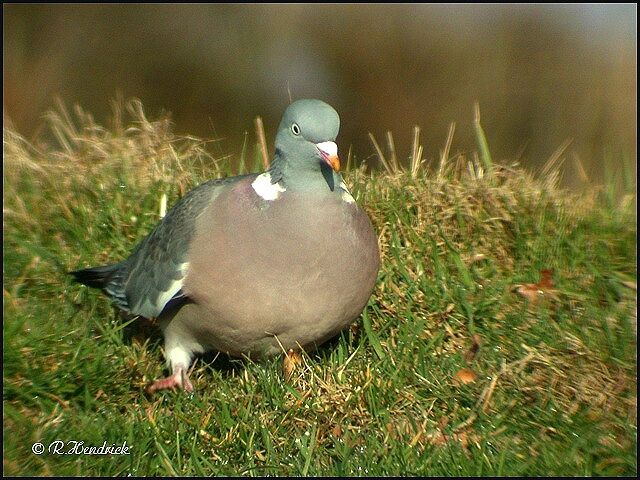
[316, 141, 338, 157]
[339, 181, 355, 203]
[251, 172, 286, 201]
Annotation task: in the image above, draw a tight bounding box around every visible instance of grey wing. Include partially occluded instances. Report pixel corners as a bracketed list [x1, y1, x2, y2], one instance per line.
[120, 175, 252, 318]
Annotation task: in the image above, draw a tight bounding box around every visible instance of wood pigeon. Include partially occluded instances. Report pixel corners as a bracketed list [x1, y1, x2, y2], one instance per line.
[71, 99, 380, 393]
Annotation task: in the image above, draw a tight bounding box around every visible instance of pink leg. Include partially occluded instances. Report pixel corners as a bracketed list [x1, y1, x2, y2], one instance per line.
[146, 364, 194, 394]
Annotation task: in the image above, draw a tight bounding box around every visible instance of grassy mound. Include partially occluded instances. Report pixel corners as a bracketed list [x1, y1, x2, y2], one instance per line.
[3, 100, 636, 475]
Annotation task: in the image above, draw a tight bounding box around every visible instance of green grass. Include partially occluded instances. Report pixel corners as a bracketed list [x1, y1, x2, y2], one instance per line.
[3, 100, 637, 476]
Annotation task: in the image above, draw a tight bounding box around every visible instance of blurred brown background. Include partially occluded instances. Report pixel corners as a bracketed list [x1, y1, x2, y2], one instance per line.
[3, 4, 636, 186]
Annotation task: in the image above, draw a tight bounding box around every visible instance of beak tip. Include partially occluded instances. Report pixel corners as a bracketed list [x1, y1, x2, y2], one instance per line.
[328, 155, 341, 172]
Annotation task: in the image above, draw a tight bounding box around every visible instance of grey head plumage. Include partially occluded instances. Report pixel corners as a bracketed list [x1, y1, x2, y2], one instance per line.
[268, 99, 341, 191]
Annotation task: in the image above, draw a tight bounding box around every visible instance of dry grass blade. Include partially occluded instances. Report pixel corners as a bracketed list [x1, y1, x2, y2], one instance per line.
[345, 144, 353, 172]
[473, 102, 494, 177]
[3, 129, 46, 174]
[572, 152, 590, 183]
[159, 193, 168, 219]
[410, 126, 425, 179]
[438, 122, 456, 178]
[410, 126, 420, 170]
[386, 131, 400, 173]
[414, 146, 424, 177]
[542, 138, 573, 178]
[254, 116, 270, 169]
[368, 132, 393, 174]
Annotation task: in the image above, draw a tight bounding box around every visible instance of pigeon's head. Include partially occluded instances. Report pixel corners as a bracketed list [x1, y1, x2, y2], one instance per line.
[274, 99, 341, 173]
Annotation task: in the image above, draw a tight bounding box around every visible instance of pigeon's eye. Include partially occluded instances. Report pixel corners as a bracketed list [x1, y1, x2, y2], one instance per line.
[291, 123, 301, 136]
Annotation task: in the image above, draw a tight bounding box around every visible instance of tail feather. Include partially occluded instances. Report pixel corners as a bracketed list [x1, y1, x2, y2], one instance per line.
[69, 262, 130, 311]
[69, 264, 121, 289]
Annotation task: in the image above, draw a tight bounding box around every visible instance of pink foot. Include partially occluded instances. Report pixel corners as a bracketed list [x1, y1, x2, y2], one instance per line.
[146, 365, 194, 394]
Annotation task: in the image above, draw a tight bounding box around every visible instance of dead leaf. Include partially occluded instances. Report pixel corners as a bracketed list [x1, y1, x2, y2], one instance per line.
[283, 349, 303, 381]
[453, 368, 477, 384]
[425, 430, 472, 448]
[586, 409, 601, 421]
[437, 416, 450, 430]
[469, 253, 487, 264]
[456, 431, 469, 449]
[384, 417, 416, 442]
[515, 284, 541, 302]
[538, 269, 554, 288]
[426, 431, 448, 446]
[42, 391, 70, 409]
[514, 269, 556, 303]
[621, 281, 637, 291]
[331, 424, 343, 437]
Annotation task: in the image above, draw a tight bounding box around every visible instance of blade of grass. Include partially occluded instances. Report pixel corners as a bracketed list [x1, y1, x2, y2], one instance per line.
[254, 116, 269, 169]
[438, 122, 456, 179]
[238, 131, 248, 175]
[410, 126, 424, 179]
[301, 423, 318, 475]
[386, 130, 400, 173]
[473, 102, 494, 178]
[368, 132, 392, 174]
[362, 307, 385, 360]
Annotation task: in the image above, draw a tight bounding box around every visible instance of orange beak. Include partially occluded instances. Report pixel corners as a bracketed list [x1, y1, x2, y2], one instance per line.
[316, 141, 340, 172]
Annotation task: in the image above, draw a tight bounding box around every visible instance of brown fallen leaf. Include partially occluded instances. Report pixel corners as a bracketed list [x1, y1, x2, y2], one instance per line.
[453, 368, 477, 385]
[456, 431, 469, 449]
[384, 417, 416, 441]
[514, 269, 556, 303]
[42, 391, 70, 409]
[538, 268, 554, 288]
[621, 280, 637, 291]
[283, 349, 303, 381]
[425, 430, 475, 449]
[437, 416, 450, 430]
[331, 424, 343, 438]
[385, 422, 395, 435]
[426, 431, 448, 446]
[469, 253, 487, 264]
[586, 408, 601, 421]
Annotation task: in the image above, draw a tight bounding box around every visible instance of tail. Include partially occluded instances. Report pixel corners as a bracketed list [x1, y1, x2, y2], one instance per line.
[69, 263, 121, 289]
[69, 262, 130, 311]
